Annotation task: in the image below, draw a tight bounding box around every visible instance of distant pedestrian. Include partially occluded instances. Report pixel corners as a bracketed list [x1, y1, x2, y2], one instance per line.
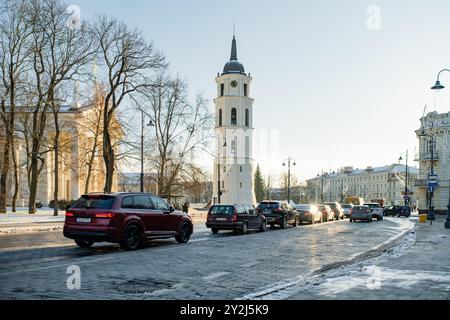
[182, 202, 190, 214]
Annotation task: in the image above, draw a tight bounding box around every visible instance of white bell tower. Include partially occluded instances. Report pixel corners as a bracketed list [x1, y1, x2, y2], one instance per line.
[213, 34, 256, 205]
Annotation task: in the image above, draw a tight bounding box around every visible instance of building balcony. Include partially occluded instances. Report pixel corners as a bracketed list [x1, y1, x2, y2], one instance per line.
[414, 151, 440, 161]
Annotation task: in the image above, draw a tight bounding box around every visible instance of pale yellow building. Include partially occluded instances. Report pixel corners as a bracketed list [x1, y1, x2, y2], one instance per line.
[1, 87, 122, 207]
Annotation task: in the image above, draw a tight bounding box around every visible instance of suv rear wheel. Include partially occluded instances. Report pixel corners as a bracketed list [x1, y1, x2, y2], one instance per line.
[120, 225, 142, 251]
[240, 222, 248, 235]
[75, 239, 94, 248]
[259, 221, 266, 232]
[211, 228, 219, 234]
[280, 217, 287, 229]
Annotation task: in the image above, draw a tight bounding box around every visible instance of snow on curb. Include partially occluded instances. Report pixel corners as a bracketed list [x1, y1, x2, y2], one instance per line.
[0, 224, 64, 235]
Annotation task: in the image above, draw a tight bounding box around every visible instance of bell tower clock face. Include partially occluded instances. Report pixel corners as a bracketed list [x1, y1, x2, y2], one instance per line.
[230, 80, 238, 88]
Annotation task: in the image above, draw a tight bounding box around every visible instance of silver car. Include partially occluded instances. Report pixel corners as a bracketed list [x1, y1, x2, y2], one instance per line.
[350, 205, 372, 222]
[294, 204, 322, 224]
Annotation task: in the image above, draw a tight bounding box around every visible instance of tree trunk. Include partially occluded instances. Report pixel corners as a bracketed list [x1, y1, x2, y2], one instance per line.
[28, 154, 38, 214]
[53, 132, 59, 216]
[0, 136, 10, 214]
[102, 127, 115, 193]
[11, 135, 19, 212]
[84, 142, 97, 194]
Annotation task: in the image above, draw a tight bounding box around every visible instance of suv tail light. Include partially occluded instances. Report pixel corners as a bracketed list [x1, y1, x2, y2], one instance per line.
[66, 211, 74, 217]
[233, 208, 238, 222]
[274, 208, 283, 212]
[95, 212, 115, 218]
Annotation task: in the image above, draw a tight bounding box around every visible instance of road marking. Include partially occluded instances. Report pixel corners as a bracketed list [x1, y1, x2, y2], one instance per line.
[0, 256, 115, 276]
[202, 272, 230, 280]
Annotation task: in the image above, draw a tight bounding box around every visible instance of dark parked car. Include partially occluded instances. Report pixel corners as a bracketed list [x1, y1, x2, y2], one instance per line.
[350, 205, 372, 222]
[206, 204, 266, 234]
[318, 205, 335, 222]
[256, 201, 299, 228]
[294, 204, 322, 224]
[323, 202, 345, 220]
[64, 193, 193, 250]
[383, 205, 411, 217]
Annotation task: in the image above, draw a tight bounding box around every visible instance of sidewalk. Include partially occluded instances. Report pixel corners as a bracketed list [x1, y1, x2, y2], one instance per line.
[288, 217, 450, 300]
[0, 207, 207, 235]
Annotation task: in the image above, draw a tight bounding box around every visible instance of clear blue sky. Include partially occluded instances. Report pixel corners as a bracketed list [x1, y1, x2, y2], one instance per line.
[74, 0, 450, 182]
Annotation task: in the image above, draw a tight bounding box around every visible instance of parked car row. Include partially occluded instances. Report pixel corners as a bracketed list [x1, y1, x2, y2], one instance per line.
[205, 200, 352, 235]
[63, 192, 405, 251]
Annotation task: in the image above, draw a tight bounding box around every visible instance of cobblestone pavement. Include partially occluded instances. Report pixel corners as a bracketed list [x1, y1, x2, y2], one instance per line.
[287, 217, 450, 300]
[0, 218, 412, 299]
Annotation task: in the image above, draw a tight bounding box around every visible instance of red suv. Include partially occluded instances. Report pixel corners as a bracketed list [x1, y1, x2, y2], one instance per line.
[63, 193, 193, 250]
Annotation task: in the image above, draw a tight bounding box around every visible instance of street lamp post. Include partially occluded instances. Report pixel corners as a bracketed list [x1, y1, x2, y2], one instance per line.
[431, 68, 450, 228]
[282, 157, 296, 204]
[399, 150, 409, 206]
[140, 109, 155, 193]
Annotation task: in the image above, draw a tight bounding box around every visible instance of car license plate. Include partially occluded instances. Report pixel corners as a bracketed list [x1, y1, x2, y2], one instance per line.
[216, 218, 226, 221]
[76, 218, 91, 223]
[264, 210, 271, 214]
[267, 217, 275, 222]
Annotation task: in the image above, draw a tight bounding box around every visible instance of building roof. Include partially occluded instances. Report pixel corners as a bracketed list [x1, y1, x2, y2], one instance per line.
[222, 36, 246, 75]
[307, 164, 418, 182]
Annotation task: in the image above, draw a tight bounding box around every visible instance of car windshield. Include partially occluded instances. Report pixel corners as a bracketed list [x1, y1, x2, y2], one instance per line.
[72, 195, 115, 209]
[364, 203, 381, 208]
[342, 204, 352, 208]
[258, 202, 280, 210]
[210, 205, 235, 215]
[295, 205, 311, 210]
[324, 203, 336, 208]
[354, 206, 369, 211]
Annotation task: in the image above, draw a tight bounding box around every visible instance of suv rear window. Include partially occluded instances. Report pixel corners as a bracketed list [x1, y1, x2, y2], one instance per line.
[72, 195, 115, 209]
[257, 202, 280, 210]
[342, 204, 352, 208]
[210, 205, 235, 215]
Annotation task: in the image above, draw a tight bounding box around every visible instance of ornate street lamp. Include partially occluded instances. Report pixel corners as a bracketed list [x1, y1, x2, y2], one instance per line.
[431, 68, 450, 228]
[282, 157, 296, 204]
[140, 110, 155, 193]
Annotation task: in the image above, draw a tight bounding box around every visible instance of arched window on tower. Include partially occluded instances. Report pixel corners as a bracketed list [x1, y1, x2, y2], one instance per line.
[245, 109, 249, 127]
[219, 109, 222, 126]
[231, 108, 237, 126]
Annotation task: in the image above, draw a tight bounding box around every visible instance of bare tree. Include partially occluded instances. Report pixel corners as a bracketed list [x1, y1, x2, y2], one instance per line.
[92, 16, 166, 192]
[25, 0, 95, 214]
[145, 74, 213, 202]
[0, 0, 32, 213]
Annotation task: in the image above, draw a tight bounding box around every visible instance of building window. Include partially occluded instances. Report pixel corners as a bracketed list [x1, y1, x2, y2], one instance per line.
[245, 109, 249, 127]
[244, 84, 248, 96]
[222, 181, 224, 188]
[220, 84, 224, 97]
[219, 109, 222, 126]
[240, 166, 242, 172]
[231, 108, 237, 125]
[223, 166, 226, 173]
[240, 182, 242, 188]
